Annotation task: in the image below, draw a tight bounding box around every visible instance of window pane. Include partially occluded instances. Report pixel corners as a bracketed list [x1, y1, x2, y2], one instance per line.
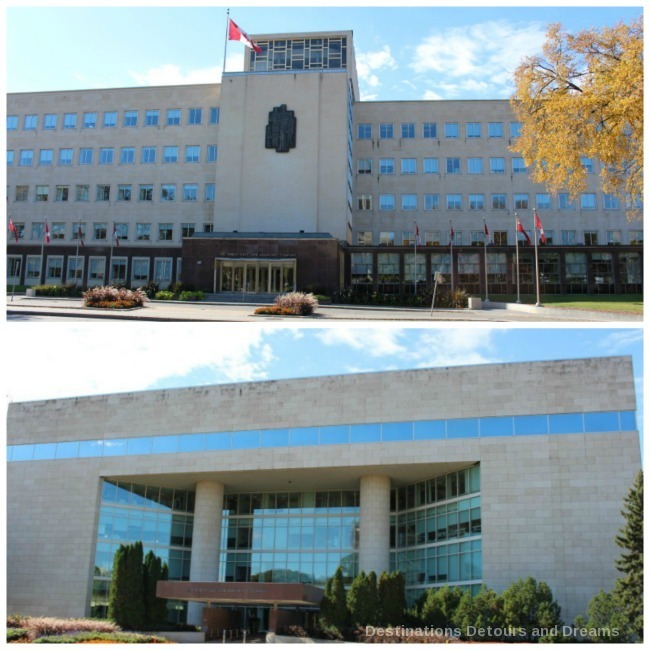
[152, 435, 179, 454]
[548, 413, 583, 434]
[54, 441, 79, 459]
[382, 422, 413, 441]
[260, 429, 289, 447]
[232, 430, 260, 449]
[78, 440, 104, 458]
[319, 426, 349, 445]
[479, 417, 514, 437]
[414, 420, 446, 440]
[126, 437, 153, 455]
[619, 411, 637, 431]
[177, 433, 204, 452]
[33, 443, 57, 460]
[447, 419, 479, 439]
[583, 411, 620, 433]
[514, 415, 548, 435]
[350, 423, 381, 443]
[290, 427, 319, 446]
[205, 432, 232, 450]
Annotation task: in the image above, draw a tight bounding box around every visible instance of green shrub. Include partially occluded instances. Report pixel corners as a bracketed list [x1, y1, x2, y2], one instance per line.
[154, 291, 176, 300]
[178, 290, 204, 301]
[7, 628, 28, 642]
[33, 284, 83, 298]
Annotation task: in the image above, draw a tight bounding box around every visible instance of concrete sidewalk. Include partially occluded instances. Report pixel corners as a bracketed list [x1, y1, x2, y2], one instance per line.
[6, 295, 643, 322]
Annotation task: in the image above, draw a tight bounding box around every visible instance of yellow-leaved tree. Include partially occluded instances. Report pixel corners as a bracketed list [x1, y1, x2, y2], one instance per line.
[511, 18, 643, 220]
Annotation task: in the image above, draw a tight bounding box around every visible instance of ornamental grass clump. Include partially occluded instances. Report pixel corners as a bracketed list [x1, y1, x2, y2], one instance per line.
[17, 616, 119, 641]
[274, 291, 319, 315]
[83, 286, 147, 309]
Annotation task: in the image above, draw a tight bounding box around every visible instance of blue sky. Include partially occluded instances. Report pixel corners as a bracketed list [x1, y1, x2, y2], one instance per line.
[5, 4, 643, 101]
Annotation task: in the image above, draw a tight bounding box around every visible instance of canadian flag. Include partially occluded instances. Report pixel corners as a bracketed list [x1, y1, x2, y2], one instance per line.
[516, 217, 531, 245]
[534, 209, 547, 244]
[113, 223, 120, 247]
[228, 18, 262, 54]
[484, 221, 490, 243]
[9, 218, 19, 243]
[414, 221, 421, 245]
[78, 224, 85, 247]
[44, 219, 50, 244]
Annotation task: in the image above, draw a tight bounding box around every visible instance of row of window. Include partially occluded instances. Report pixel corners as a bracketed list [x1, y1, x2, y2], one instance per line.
[11, 182, 215, 205]
[7, 410, 637, 462]
[356, 191, 622, 212]
[357, 121, 521, 140]
[8, 144, 217, 167]
[357, 155, 597, 175]
[354, 229, 643, 247]
[8, 254, 177, 285]
[250, 37, 348, 72]
[7, 107, 219, 131]
[11, 220, 201, 243]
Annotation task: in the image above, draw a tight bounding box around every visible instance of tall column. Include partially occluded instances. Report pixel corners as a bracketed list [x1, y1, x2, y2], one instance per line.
[187, 480, 224, 627]
[358, 475, 391, 574]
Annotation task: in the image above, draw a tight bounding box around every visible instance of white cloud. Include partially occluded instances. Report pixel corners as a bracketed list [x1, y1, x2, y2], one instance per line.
[316, 328, 406, 358]
[596, 330, 644, 354]
[5, 323, 274, 402]
[356, 45, 397, 91]
[410, 20, 546, 98]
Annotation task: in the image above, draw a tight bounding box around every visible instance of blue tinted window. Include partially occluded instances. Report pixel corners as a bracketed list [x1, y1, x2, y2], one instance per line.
[619, 411, 637, 431]
[152, 435, 178, 454]
[320, 426, 349, 445]
[382, 422, 413, 441]
[55, 441, 80, 459]
[261, 429, 289, 447]
[7, 447, 13, 461]
[548, 413, 583, 434]
[584, 411, 620, 433]
[79, 440, 104, 458]
[514, 415, 548, 435]
[33, 443, 57, 460]
[447, 418, 479, 439]
[414, 420, 446, 440]
[232, 430, 260, 449]
[479, 417, 514, 437]
[103, 439, 127, 456]
[205, 432, 231, 450]
[11, 444, 34, 461]
[350, 423, 381, 443]
[126, 437, 153, 455]
[178, 433, 204, 452]
[290, 427, 319, 446]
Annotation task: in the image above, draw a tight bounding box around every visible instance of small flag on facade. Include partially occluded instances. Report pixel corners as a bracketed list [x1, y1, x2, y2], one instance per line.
[484, 220, 490, 243]
[228, 18, 262, 53]
[78, 224, 85, 247]
[415, 220, 421, 245]
[534, 209, 547, 244]
[9, 218, 19, 243]
[44, 219, 50, 244]
[516, 217, 531, 245]
[113, 223, 120, 247]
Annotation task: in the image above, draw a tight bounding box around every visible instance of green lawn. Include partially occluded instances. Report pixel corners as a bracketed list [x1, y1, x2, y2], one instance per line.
[488, 294, 643, 315]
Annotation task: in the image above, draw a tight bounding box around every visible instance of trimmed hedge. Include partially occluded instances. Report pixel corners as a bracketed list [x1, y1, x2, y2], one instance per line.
[32, 631, 169, 643]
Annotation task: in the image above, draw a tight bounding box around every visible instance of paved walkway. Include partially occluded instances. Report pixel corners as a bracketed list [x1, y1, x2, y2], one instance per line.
[5, 295, 642, 323]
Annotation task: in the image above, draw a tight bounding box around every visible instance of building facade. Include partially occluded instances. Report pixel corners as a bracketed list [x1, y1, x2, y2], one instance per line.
[6, 29, 643, 295]
[7, 357, 641, 628]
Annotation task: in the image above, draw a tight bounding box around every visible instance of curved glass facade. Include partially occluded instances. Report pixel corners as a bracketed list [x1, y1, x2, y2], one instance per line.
[391, 465, 482, 604]
[7, 410, 637, 463]
[92, 480, 195, 622]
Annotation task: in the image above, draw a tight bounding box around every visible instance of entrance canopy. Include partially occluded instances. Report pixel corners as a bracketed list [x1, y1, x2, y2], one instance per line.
[157, 581, 324, 607]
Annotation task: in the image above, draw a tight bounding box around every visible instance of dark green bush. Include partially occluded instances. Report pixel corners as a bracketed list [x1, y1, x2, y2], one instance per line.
[33, 284, 83, 298]
[7, 628, 28, 642]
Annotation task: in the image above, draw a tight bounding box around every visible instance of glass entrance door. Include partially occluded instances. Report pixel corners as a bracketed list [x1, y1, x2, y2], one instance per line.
[217, 260, 296, 293]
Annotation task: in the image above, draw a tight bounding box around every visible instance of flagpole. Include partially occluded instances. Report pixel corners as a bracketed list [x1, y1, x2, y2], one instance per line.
[75, 217, 81, 287]
[514, 212, 521, 303]
[223, 8, 230, 75]
[109, 221, 115, 285]
[413, 220, 417, 297]
[533, 211, 541, 307]
[483, 218, 489, 303]
[449, 220, 455, 292]
[39, 219, 46, 285]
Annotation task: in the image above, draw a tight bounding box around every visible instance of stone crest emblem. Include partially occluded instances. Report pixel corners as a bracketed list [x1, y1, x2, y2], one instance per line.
[265, 104, 297, 153]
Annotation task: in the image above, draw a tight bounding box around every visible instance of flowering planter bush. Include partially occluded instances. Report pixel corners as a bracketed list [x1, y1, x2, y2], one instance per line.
[255, 292, 319, 316]
[83, 286, 147, 309]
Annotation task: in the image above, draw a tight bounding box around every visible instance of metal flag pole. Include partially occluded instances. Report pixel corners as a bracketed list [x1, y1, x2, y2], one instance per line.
[39, 218, 46, 285]
[109, 221, 115, 285]
[533, 210, 541, 307]
[514, 212, 521, 304]
[449, 220, 455, 292]
[223, 8, 230, 75]
[483, 218, 489, 303]
[413, 220, 417, 297]
[75, 216, 81, 287]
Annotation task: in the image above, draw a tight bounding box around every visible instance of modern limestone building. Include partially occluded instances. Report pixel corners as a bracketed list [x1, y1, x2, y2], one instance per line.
[6, 29, 643, 296]
[6, 356, 641, 630]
